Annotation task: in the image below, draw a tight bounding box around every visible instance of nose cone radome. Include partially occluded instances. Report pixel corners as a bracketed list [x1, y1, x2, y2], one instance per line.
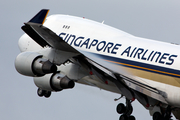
[18, 34, 42, 52]
[18, 34, 29, 52]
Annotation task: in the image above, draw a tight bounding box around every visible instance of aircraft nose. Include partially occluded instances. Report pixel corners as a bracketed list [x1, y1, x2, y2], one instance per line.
[18, 34, 29, 52]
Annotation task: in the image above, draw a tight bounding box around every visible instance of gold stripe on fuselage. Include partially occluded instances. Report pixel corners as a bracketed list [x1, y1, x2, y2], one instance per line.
[105, 60, 180, 88]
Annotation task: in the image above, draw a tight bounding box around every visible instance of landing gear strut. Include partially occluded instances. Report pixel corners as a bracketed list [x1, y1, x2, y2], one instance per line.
[37, 88, 51, 98]
[116, 98, 135, 120]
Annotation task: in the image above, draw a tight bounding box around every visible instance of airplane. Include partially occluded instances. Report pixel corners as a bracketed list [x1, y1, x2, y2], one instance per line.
[15, 9, 180, 120]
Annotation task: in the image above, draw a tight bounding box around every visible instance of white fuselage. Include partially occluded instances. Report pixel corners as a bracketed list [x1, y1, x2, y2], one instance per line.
[18, 14, 180, 107]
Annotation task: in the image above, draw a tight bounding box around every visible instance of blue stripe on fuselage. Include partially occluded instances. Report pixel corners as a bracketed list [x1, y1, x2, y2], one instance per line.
[88, 52, 180, 78]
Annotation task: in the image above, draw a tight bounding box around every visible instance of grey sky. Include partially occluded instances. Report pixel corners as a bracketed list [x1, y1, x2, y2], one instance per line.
[1, 0, 180, 120]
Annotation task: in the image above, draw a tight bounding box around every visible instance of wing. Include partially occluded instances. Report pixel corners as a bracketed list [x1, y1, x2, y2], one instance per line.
[22, 10, 79, 53]
[22, 9, 168, 106]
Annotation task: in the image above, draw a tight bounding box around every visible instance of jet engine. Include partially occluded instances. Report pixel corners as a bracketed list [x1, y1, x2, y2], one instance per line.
[34, 72, 75, 91]
[15, 52, 57, 77]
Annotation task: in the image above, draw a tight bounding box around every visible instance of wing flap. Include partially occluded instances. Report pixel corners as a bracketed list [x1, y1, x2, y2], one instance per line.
[84, 56, 168, 104]
[120, 74, 168, 104]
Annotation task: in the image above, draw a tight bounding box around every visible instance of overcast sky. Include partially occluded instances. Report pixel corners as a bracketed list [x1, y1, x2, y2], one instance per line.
[1, 0, 180, 120]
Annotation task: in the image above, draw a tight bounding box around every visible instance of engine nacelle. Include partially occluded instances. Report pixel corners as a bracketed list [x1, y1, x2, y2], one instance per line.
[34, 72, 75, 91]
[15, 52, 57, 77]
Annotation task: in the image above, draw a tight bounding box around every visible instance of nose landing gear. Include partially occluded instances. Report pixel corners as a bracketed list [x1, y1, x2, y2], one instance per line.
[116, 98, 135, 120]
[37, 88, 51, 98]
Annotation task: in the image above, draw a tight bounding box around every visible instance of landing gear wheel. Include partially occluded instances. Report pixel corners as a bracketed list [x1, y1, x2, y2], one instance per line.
[153, 112, 162, 120]
[44, 91, 51, 98]
[125, 105, 133, 116]
[37, 88, 45, 97]
[119, 114, 128, 120]
[128, 115, 135, 120]
[37, 88, 51, 98]
[117, 103, 126, 114]
[117, 99, 136, 120]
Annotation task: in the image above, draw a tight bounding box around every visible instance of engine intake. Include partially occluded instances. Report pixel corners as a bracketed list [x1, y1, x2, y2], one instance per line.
[15, 52, 57, 76]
